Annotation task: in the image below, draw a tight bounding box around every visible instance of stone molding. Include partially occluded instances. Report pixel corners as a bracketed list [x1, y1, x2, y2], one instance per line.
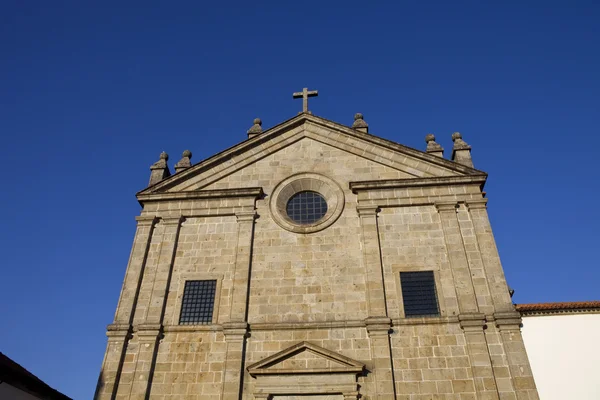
[350, 174, 487, 193]
[364, 316, 392, 335]
[137, 187, 263, 204]
[134, 215, 159, 226]
[235, 210, 257, 222]
[465, 198, 488, 210]
[159, 316, 463, 332]
[106, 323, 132, 340]
[356, 205, 379, 217]
[458, 313, 487, 331]
[494, 311, 522, 331]
[222, 321, 249, 340]
[435, 201, 459, 213]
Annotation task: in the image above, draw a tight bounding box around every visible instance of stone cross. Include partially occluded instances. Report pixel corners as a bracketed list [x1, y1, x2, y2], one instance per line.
[292, 87, 318, 113]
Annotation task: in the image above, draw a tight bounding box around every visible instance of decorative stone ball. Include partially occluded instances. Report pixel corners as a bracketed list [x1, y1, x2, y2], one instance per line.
[253, 118, 262, 126]
[182, 150, 192, 158]
[452, 132, 462, 141]
[160, 151, 169, 160]
[425, 133, 436, 143]
[354, 113, 364, 120]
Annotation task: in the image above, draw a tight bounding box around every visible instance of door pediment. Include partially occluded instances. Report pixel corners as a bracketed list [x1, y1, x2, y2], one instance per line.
[247, 341, 364, 376]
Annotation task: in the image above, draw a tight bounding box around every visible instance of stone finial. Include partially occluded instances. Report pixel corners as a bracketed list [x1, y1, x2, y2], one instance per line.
[352, 113, 369, 133]
[148, 151, 171, 186]
[174, 150, 192, 173]
[425, 133, 444, 158]
[451, 132, 474, 168]
[247, 118, 263, 138]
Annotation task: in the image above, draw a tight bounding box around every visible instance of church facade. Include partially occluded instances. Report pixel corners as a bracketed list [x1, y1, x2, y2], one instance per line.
[95, 95, 539, 400]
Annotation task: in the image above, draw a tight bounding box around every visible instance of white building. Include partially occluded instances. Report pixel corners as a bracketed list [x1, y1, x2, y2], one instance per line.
[518, 301, 600, 400]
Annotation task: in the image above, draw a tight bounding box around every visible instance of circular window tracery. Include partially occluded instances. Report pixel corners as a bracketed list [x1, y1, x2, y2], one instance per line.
[270, 173, 345, 234]
[286, 191, 328, 224]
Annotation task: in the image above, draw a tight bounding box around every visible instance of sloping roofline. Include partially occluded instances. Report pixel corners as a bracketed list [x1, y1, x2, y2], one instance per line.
[516, 301, 600, 316]
[0, 352, 72, 400]
[139, 112, 486, 195]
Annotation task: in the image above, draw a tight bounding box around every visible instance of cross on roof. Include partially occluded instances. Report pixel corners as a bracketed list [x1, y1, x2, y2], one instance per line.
[292, 87, 318, 113]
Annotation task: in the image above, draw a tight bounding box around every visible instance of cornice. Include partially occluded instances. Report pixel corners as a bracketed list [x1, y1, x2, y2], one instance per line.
[349, 175, 487, 193]
[136, 187, 264, 204]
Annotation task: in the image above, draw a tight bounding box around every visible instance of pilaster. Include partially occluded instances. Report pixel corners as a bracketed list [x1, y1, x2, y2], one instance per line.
[435, 202, 479, 314]
[95, 216, 157, 400]
[466, 199, 515, 312]
[221, 322, 250, 400]
[221, 211, 256, 399]
[456, 204, 495, 315]
[114, 216, 159, 325]
[144, 216, 184, 325]
[356, 205, 387, 318]
[365, 317, 395, 400]
[116, 216, 182, 399]
[123, 325, 162, 400]
[495, 312, 539, 400]
[94, 324, 132, 400]
[459, 314, 500, 399]
[229, 211, 257, 321]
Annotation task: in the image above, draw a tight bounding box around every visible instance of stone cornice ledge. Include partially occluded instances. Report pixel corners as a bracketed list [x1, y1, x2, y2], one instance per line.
[349, 175, 487, 193]
[137, 187, 264, 204]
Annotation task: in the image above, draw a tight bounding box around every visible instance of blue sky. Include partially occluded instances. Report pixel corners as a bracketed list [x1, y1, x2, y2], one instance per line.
[1, 1, 598, 399]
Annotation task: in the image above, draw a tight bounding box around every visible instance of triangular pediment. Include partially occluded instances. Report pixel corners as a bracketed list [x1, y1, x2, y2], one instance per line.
[139, 113, 485, 195]
[247, 341, 364, 376]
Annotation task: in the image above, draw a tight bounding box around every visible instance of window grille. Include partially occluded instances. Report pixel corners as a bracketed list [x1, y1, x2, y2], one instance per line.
[286, 191, 328, 224]
[179, 280, 217, 325]
[400, 271, 440, 317]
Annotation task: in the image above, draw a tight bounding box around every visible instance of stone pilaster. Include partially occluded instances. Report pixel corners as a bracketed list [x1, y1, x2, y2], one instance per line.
[495, 313, 539, 400]
[356, 206, 387, 318]
[95, 216, 157, 399]
[115, 216, 181, 399]
[123, 325, 162, 400]
[435, 202, 479, 314]
[114, 216, 158, 325]
[459, 314, 500, 399]
[221, 322, 249, 400]
[229, 211, 257, 321]
[466, 199, 515, 313]
[221, 211, 256, 399]
[144, 216, 184, 325]
[456, 204, 495, 315]
[365, 318, 395, 400]
[93, 324, 132, 400]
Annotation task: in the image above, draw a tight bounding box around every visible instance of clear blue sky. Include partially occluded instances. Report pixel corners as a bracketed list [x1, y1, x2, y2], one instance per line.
[1, 1, 598, 399]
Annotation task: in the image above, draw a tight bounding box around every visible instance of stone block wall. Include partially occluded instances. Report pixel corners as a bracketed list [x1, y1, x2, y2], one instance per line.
[95, 119, 538, 399]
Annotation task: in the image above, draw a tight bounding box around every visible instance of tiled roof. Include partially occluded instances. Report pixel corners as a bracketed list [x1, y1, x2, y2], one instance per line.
[516, 301, 600, 315]
[0, 352, 72, 400]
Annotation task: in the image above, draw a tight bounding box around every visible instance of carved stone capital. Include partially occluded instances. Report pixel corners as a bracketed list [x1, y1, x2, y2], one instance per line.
[159, 216, 185, 226]
[235, 210, 257, 223]
[106, 323, 132, 340]
[435, 201, 458, 213]
[356, 205, 379, 217]
[135, 215, 159, 227]
[465, 199, 488, 210]
[133, 323, 163, 339]
[458, 313, 486, 331]
[365, 316, 392, 335]
[494, 311, 522, 331]
[222, 321, 249, 340]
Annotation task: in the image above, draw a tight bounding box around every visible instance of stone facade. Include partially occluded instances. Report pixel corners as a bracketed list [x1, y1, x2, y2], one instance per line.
[95, 112, 539, 399]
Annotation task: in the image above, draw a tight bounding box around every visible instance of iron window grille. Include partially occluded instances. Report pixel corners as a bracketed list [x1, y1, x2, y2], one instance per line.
[400, 271, 440, 317]
[286, 191, 328, 224]
[179, 280, 217, 325]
